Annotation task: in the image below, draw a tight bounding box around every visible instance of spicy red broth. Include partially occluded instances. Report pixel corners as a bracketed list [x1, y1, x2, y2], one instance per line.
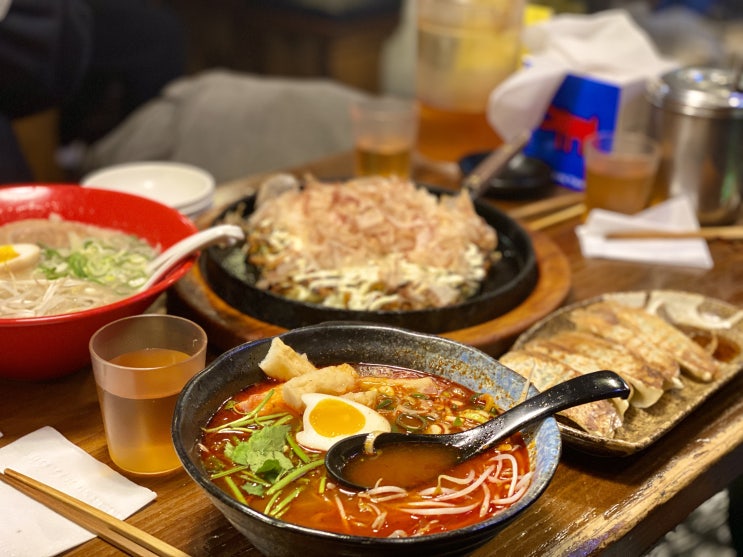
[198, 364, 532, 538]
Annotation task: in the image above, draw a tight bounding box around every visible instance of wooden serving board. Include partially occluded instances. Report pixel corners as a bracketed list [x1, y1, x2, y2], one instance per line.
[168, 228, 572, 358]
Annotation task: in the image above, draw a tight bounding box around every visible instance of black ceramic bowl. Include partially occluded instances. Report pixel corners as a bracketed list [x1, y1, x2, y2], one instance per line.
[172, 322, 562, 557]
[202, 185, 539, 333]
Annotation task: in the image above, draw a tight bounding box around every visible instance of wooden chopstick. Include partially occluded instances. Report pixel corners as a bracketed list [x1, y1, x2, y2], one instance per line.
[525, 202, 586, 231]
[507, 191, 584, 220]
[605, 226, 743, 240]
[0, 469, 191, 557]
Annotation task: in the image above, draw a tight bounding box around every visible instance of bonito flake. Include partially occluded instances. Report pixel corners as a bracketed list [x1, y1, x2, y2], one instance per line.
[233, 176, 499, 312]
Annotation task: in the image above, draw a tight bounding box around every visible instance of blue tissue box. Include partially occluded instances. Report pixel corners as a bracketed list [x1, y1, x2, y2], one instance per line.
[524, 73, 650, 191]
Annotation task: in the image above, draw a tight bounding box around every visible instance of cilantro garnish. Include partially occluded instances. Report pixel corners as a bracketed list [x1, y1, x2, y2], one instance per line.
[224, 424, 293, 477]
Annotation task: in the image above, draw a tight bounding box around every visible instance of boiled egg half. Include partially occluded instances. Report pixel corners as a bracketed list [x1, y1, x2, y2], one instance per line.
[0, 243, 41, 274]
[296, 393, 391, 452]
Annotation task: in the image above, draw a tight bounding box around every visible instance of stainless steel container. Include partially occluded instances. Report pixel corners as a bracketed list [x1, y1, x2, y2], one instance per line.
[646, 67, 743, 225]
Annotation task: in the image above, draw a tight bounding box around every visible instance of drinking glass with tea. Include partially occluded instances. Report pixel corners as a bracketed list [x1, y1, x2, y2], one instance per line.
[583, 131, 661, 216]
[89, 314, 207, 475]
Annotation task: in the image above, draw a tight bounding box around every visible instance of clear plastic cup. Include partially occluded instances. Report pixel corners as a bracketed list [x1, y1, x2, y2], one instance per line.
[89, 314, 207, 475]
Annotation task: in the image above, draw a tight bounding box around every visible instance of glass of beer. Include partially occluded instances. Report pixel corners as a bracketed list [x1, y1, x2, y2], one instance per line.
[350, 96, 419, 178]
[416, 0, 525, 163]
[583, 131, 661, 216]
[89, 314, 207, 475]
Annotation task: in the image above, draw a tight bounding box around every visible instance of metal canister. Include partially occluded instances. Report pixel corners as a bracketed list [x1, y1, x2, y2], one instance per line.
[646, 67, 743, 225]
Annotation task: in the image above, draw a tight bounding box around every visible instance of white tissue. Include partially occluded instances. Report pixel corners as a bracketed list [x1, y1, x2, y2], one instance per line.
[487, 9, 678, 141]
[575, 196, 713, 269]
[0, 427, 156, 557]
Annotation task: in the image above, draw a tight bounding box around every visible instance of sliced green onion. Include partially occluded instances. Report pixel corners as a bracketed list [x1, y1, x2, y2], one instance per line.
[36, 237, 157, 293]
[376, 397, 395, 410]
[395, 413, 427, 432]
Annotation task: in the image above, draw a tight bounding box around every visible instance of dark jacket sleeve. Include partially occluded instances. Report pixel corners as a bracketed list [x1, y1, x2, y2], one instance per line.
[0, 0, 93, 117]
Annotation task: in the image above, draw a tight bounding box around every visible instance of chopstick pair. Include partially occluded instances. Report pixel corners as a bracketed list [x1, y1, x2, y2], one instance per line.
[604, 226, 743, 240]
[507, 192, 585, 231]
[506, 192, 743, 237]
[0, 468, 190, 557]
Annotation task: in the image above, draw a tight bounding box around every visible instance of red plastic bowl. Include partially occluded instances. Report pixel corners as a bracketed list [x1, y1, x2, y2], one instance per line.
[0, 185, 199, 381]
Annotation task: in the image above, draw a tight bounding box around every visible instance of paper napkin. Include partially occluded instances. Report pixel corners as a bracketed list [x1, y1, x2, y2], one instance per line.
[487, 9, 678, 141]
[575, 196, 714, 269]
[0, 427, 157, 557]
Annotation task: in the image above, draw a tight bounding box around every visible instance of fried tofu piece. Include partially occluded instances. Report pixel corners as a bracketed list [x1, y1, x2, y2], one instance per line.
[281, 363, 359, 412]
[359, 376, 439, 395]
[341, 390, 379, 408]
[259, 337, 318, 381]
[499, 349, 624, 438]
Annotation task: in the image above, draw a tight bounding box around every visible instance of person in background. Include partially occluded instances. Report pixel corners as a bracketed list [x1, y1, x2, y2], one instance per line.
[0, 0, 186, 183]
[0, 0, 93, 183]
[59, 0, 186, 151]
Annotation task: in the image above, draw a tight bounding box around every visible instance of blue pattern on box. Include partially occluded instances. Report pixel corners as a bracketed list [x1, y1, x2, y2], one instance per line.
[524, 74, 621, 190]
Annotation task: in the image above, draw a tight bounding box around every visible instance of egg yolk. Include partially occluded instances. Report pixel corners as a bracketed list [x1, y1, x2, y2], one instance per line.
[308, 398, 366, 437]
[0, 245, 20, 263]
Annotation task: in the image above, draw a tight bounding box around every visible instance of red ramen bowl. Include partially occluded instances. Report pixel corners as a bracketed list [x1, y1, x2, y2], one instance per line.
[0, 185, 199, 380]
[173, 322, 562, 557]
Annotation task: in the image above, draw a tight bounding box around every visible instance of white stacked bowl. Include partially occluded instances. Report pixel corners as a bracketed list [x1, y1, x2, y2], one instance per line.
[82, 161, 215, 220]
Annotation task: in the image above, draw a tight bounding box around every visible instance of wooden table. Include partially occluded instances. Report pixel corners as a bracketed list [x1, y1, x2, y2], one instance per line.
[2, 152, 742, 556]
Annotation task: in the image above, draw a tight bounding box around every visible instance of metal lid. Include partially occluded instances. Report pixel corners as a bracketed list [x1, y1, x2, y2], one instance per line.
[646, 66, 743, 119]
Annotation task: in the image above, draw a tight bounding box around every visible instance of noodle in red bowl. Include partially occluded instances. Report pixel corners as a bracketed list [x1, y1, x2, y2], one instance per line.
[0, 185, 198, 380]
[173, 323, 562, 557]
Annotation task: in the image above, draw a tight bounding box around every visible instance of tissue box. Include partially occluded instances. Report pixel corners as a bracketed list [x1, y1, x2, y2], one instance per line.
[524, 72, 649, 191]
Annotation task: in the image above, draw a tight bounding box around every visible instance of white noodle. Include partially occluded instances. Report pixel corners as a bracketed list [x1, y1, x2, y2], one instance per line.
[0, 220, 157, 318]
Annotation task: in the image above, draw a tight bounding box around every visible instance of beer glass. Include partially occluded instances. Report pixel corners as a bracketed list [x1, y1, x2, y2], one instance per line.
[416, 0, 525, 163]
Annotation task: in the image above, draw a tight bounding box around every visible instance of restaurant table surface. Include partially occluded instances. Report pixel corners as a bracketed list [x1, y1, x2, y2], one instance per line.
[2, 151, 742, 557]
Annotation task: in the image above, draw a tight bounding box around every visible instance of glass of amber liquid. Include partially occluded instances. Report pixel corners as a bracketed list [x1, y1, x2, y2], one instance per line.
[416, 0, 525, 163]
[350, 97, 419, 178]
[89, 314, 207, 475]
[583, 131, 661, 216]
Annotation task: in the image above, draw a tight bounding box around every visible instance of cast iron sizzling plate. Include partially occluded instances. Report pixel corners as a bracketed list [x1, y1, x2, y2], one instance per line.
[201, 184, 539, 334]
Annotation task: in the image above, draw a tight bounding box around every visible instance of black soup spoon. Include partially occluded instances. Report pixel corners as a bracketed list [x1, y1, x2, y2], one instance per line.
[325, 370, 630, 491]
